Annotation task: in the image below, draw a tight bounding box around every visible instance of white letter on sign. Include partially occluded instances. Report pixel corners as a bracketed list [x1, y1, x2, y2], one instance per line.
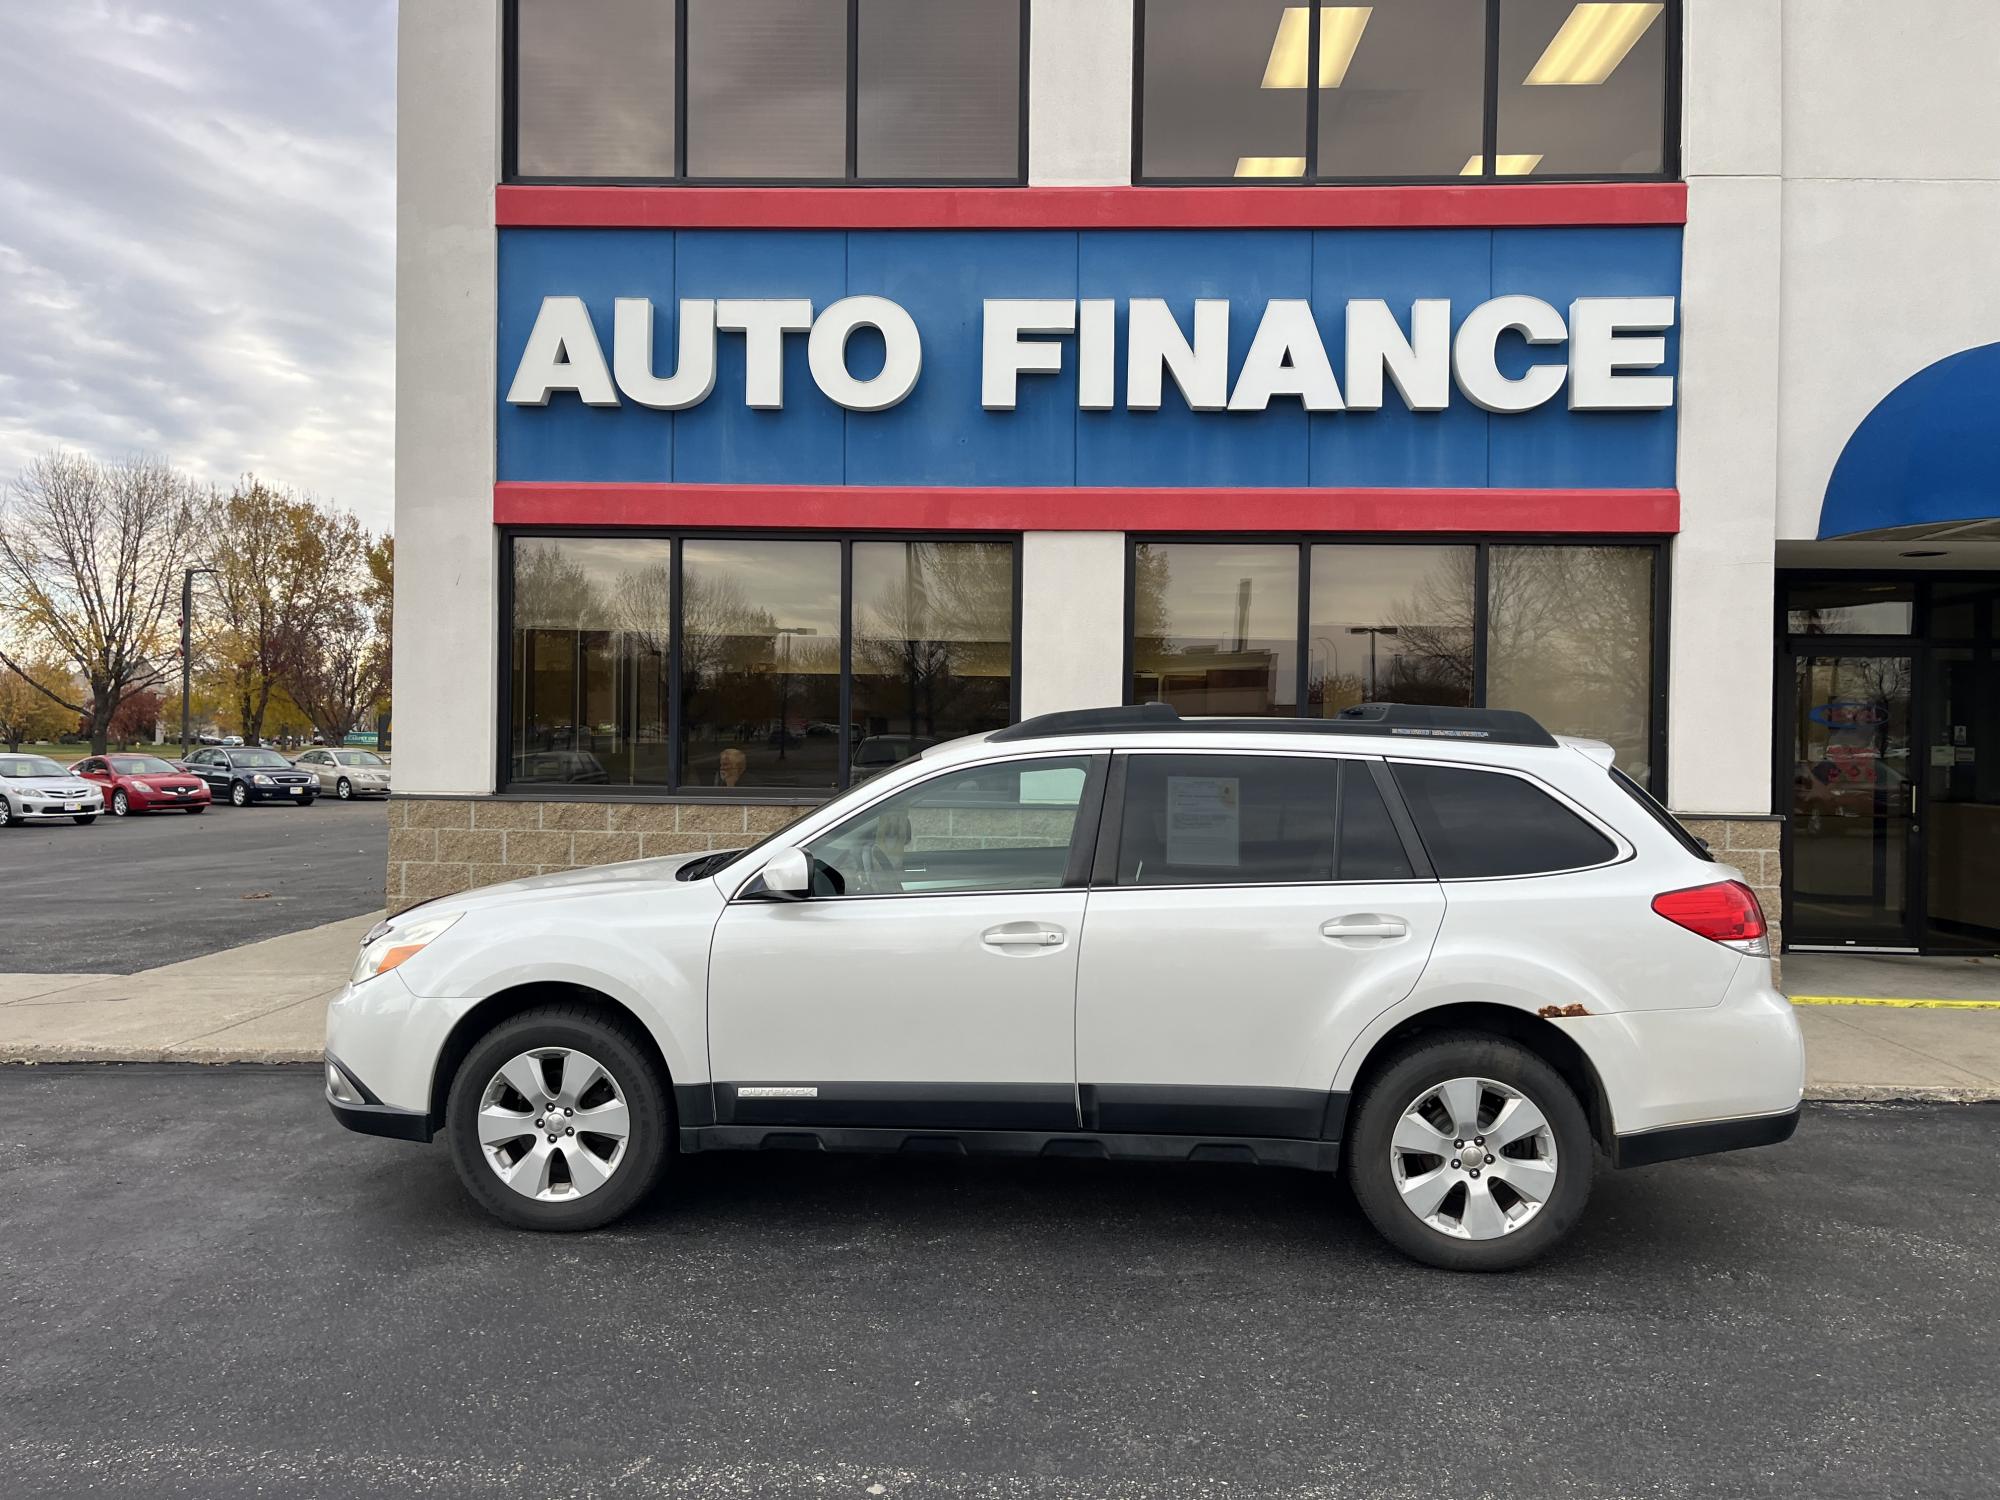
[613, 298, 717, 411]
[716, 299, 814, 409]
[1568, 296, 1675, 410]
[1345, 299, 1450, 412]
[1452, 295, 1568, 414]
[809, 296, 922, 412]
[1127, 299, 1230, 412]
[1229, 300, 1342, 411]
[982, 300, 1077, 409]
[506, 296, 619, 407]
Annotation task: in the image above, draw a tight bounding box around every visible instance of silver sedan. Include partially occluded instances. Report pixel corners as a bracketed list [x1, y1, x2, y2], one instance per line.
[294, 747, 392, 800]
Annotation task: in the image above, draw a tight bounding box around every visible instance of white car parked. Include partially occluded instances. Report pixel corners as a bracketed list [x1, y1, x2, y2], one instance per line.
[327, 704, 1804, 1270]
[0, 753, 104, 826]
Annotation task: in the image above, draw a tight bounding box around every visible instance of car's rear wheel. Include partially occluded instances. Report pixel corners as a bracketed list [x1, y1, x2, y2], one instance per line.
[445, 1006, 669, 1231]
[336, 777, 352, 800]
[1347, 1031, 1593, 1272]
[230, 782, 249, 807]
[112, 789, 130, 816]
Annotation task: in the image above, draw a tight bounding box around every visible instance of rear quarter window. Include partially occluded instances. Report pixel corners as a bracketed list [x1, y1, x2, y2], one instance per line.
[1392, 762, 1617, 878]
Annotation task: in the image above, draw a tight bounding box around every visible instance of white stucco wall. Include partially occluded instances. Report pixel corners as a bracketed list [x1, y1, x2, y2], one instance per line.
[1019, 532, 1127, 717]
[1028, 0, 1132, 186]
[393, 0, 500, 795]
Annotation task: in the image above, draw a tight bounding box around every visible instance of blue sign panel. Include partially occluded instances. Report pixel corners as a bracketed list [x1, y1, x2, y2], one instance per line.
[497, 225, 1681, 489]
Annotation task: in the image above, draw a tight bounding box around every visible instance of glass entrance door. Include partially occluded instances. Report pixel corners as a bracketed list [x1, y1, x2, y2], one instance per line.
[1787, 652, 1917, 948]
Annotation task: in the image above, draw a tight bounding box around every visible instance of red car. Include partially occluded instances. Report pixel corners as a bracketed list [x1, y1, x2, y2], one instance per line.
[69, 753, 212, 816]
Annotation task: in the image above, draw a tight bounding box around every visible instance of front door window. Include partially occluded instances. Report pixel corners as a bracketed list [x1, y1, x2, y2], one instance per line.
[1788, 652, 1914, 947]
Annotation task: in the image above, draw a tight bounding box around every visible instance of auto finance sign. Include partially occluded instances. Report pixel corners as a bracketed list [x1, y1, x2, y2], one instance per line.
[496, 225, 1683, 489]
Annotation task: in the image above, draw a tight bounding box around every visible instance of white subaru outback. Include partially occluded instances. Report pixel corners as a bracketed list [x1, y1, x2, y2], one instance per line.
[327, 703, 1803, 1270]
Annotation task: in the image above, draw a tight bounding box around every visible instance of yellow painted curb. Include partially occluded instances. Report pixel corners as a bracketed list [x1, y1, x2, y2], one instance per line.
[1789, 995, 2000, 1011]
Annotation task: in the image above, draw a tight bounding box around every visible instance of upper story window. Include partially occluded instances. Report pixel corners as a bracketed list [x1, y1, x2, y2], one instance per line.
[508, 0, 1027, 183]
[1136, 0, 1676, 183]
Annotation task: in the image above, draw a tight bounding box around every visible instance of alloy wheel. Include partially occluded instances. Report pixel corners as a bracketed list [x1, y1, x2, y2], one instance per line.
[337, 778, 352, 800]
[113, 790, 129, 816]
[1388, 1076, 1559, 1240]
[476, 1048, 631, 1202]
[231, 782, 248, 807]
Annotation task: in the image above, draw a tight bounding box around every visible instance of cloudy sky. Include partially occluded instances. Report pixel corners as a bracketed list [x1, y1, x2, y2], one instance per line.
[0, 0, 396, 529]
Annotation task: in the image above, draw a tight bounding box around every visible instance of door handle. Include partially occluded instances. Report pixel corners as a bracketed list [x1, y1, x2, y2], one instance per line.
[1321, 917, 1409, 940]
[981, 925, 1065, 948]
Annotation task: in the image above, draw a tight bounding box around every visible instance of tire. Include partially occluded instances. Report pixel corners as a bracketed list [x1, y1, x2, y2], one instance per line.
[0, 799, 11, 828]
[230, 782, 249, 808]
[112, 789, 130, 817]
[336, 777, 352, 800]
[445, 1005, 670, 1232]
[187, 804, 206, 815]
[73, 814, 97, 825]
[1347, 1031, 1594, 1272]
[300, 794, 316, 807]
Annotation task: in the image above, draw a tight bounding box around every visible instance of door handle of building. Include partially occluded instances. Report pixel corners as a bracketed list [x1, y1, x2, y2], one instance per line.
[1321, 917, 1409, 940]
[982, 926, 1065, 948]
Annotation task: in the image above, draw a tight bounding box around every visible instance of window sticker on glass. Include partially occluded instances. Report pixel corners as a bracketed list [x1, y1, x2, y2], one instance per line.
[1019, 766, 1085, 807]
[1166, 777, 1240, 867]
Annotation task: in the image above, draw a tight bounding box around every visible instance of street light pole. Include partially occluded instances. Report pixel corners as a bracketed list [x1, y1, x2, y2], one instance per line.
[1345, 625, 1400, 702]
[180, 566, 217, 756]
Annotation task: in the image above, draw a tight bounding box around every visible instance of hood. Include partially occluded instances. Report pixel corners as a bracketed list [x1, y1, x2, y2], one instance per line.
[16, 776, 97, 794]
[407, 850, 730, 919]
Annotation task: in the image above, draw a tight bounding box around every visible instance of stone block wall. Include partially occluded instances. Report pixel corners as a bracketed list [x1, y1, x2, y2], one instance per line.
[387, 798, 814, 913]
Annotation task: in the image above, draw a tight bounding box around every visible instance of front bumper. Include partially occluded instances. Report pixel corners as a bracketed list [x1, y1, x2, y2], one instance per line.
[248, 784, 314, 801]
[134, 789, 210, 809]
[324, 1053, 433, 1142]
[9, 797, 102, 819]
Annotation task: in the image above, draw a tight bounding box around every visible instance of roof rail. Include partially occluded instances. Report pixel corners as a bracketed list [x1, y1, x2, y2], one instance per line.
[988, 701, 1556, 748]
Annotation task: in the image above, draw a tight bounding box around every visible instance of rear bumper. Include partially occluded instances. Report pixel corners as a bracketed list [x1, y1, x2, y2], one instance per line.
[1613, 1103, 1801, 1169]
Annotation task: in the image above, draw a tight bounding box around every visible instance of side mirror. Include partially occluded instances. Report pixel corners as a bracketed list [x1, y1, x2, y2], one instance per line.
[743, 847, 813, 901]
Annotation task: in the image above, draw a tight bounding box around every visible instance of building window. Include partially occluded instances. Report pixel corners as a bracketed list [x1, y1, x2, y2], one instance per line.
[508, 537, 672, 787]
[1136, 0, 1677, 183]
[508, 0, 1027, 184]
[1128, 538, 1664, 786]
[505, 534, 1020, 793]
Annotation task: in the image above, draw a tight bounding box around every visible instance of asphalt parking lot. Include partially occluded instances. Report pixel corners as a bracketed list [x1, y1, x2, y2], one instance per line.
[0, 794, 387, 972]
[2, 1073, 1993, 1499]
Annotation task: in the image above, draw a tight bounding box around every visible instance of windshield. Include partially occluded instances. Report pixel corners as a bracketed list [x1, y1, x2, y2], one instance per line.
[111, 756, 179, 775]
[336, 750, 385, 766]
[0, 755, 66, 778]
[233, 749, 293, 769]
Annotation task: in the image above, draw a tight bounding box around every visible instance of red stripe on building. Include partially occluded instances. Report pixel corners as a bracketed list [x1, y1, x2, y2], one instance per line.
[496, 183, 1687, 231]
[494, 483, 1680, 535]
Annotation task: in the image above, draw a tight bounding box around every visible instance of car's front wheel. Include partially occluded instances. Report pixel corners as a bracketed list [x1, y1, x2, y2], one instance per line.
[1347, 1031, 1593, 1272]
[445, 1006, 669, 1231]
[73, 814, 97, 825]
[230, 782, 249, 807]
[112, 789, 130, 816]
[336, 777, 352, 800]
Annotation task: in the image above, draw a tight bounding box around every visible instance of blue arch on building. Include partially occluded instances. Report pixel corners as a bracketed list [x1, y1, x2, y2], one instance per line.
[1820, 342, 2000, 538]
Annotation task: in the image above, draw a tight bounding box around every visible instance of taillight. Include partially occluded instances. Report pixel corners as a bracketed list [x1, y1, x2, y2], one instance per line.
[1652, 880, 1769, 954]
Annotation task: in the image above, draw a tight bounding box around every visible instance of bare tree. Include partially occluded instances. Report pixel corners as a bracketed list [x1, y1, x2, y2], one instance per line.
[0, 451, 198, 754]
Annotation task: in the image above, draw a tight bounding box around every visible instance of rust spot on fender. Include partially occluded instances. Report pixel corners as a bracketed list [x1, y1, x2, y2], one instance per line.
[1536, 1003, 1591, 1019]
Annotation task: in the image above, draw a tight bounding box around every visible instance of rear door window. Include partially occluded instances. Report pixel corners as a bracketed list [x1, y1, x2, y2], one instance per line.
[1113, 754, 1415, 887]
[1392, 762, 1616, 878]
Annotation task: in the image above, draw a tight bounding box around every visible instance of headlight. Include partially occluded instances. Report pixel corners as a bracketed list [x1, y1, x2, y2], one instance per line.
[131, 780, 154, 793]
[251, 773, 274, 786]
[351, 911, 463, 985]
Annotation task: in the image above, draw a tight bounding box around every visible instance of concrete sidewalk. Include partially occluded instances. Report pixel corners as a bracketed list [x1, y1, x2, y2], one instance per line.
[0, 911, 378, 1064]
[2, 915, 1999, 1100]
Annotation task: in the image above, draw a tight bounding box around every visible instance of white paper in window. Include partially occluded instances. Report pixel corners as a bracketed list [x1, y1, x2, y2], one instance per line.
[1166, 776, 1240, 867]
[1019, 767, 1085, 806]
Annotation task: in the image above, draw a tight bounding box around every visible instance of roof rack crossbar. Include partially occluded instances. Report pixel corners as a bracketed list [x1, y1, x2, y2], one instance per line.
[988, 702, 1556, 748]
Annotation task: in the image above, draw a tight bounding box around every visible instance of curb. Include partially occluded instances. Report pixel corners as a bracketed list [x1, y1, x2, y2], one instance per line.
[2, 1045, 320, 1066]
[1805, 1085, 2000, 1104]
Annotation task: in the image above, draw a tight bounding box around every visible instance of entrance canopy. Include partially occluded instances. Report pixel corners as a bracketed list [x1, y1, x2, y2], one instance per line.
[1820, 343, 2000, 540]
